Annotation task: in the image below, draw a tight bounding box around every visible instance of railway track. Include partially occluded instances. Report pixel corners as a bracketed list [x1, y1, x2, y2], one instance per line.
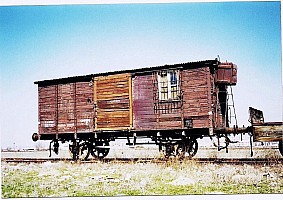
[2, 157, 283, 164]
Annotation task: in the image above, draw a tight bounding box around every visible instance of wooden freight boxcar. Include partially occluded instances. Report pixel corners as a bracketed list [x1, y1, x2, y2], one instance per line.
[32, 59, 242, 160]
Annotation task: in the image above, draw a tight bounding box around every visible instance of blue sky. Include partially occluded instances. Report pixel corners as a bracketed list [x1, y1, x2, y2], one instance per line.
[0, 1, 282, 148]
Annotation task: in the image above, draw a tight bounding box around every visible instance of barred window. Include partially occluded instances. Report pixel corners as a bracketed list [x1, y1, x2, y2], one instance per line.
[158, 70, 180, 101]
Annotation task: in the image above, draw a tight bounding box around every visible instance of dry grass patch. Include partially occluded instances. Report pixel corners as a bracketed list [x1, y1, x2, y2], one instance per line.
[2, 160, 283, 198]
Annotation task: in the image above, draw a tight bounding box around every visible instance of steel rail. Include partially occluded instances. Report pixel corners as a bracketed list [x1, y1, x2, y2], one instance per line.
[2, 157, 283, 164]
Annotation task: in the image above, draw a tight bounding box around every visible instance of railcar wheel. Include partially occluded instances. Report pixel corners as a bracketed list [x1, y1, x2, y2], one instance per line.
[159, 142, 186, 159]
[69, 142, 91, 161]
[176, 141, 186, 159]
[91, 140, 110, 159]
[279, 140, 283, 157]
[158, 144, 169, 159]
[186, 139, 198, 158]
[78, 142, 91, 160]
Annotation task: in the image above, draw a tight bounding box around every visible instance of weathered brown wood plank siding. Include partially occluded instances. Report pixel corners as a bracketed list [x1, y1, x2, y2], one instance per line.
[57, 83, 76, 133]
[133, 66, 213, 130]
[153, 70, 183, 129]
[215, 63, 237, 85]
[182, 67, 212, 128]
[75, 82, 94, 133]
[37, 60, 236, 135]
[38, 85, 57, 134]
[252, 122, 283, 142]
[38, 81, 94, 134]
[133, 74, 157, 130]
[95, 73, 131, 130]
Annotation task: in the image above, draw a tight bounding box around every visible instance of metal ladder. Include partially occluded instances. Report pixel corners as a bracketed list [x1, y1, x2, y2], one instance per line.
[226, 85, 238, 128]
[215, 85, 240, 153]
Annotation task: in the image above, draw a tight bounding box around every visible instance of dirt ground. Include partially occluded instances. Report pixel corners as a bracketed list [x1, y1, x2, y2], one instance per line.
[2, 140, 282, 198]
[2, 154, 283, 198]
[1, 144, 282, 159]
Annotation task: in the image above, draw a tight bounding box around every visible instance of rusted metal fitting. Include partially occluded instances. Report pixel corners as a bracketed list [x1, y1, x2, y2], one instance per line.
[32, 133, 39, 142]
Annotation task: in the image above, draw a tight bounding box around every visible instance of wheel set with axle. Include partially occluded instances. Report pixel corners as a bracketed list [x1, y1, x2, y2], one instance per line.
[69, 139, 110, 161]
[158, 138, 198, 159]
[68, 137, 199, 161]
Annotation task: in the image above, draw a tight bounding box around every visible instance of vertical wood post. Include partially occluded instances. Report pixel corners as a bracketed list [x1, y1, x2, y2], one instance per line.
[128, 75, 133, 129]
[55, 85, 58, 135]
[93, 78, 97, 130]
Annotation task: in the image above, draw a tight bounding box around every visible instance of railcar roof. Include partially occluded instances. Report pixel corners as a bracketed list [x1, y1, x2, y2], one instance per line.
[34, 59, 219, 86]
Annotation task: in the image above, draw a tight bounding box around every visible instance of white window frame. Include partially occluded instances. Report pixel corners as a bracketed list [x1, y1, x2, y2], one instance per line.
[158, 70, 179, 101]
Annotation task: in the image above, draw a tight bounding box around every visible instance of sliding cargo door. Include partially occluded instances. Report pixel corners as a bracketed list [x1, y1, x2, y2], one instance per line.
[94, 74, 132, 130]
